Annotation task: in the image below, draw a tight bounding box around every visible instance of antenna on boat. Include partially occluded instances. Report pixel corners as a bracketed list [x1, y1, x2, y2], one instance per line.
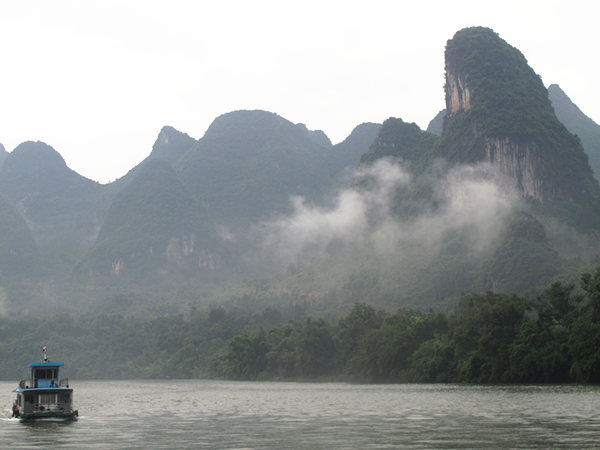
[42, 345, 48, 362]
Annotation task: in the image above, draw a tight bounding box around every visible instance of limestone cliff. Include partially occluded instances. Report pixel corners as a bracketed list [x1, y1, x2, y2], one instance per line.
[445, 71, 471, 114]
[483, 137, 548, 202]
[438, 27, 600, 228]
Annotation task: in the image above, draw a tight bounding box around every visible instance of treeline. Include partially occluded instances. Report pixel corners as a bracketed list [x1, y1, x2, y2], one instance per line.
[215, 266, 600, 383]
[0, 308, 254, 380]
[1, 267, 600, 383]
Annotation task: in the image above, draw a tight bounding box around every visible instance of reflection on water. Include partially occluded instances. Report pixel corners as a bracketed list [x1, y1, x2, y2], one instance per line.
[2, 381, 600, 448]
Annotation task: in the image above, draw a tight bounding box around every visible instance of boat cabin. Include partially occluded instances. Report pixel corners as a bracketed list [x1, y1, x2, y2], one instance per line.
[30, 361, 64, 388]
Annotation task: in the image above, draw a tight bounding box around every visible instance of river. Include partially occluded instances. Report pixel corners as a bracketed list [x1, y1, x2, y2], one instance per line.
[1, 380, 600, 448]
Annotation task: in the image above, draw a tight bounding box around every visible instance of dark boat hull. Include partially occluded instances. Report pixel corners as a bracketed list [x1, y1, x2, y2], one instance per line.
[16, 409, 79, 421]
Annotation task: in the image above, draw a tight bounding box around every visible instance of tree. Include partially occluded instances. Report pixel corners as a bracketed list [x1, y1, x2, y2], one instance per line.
[223, 329, 268, 379]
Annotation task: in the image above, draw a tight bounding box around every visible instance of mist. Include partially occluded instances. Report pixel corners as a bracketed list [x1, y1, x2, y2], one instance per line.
[250, 158, 520, 292]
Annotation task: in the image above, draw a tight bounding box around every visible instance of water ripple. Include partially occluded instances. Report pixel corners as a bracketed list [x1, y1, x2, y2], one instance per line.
[2, 381, 600, 448]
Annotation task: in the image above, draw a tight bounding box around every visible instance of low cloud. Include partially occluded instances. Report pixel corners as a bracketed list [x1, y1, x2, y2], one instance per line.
[249, 158, 520, 289]
[258, 158, 410, 265]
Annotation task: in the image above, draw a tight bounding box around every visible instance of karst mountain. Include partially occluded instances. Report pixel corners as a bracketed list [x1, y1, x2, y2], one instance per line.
[0, 26, 598, 314]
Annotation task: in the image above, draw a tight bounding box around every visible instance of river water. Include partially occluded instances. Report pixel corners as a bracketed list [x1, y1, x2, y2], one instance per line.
[1, 380, 600, 448]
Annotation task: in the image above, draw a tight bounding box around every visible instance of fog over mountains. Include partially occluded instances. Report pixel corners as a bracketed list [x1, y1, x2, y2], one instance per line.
[0, 27, 599, 316]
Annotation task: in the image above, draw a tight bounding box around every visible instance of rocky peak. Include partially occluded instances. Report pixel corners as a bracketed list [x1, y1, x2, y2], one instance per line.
[439, 28, 600, 219]
[0, 141, 83, 200]
[150, 126, 196, 164]
[6, 141, 68, 172]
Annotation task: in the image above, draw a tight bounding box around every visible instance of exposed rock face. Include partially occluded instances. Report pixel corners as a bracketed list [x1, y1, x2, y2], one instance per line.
[445, 72, 471, 115]
[165, 234, 220, 270]
[483, 137, 549, 202]
[111, 259, 124, 276]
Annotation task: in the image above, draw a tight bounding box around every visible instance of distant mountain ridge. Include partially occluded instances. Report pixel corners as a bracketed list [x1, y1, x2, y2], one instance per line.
[548, 84, 600, 180]
[175, 110, 334, 223]
[0, 27, 598, 315]
[82, 158, 220, 279]
[172, 110, 379, 225]
[0, 112, 379, 309]
[0, 141, 106, 258]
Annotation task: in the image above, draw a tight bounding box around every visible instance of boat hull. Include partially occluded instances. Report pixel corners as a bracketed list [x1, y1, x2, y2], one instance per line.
[17, 410, 79, 421]
[13, 387, 77, 421]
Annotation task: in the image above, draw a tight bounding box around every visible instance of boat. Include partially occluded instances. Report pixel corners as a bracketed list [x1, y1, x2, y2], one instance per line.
[12, 346, 79, 420]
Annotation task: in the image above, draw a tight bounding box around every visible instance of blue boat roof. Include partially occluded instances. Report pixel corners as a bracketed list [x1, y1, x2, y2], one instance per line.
[29, 362, 64, 367]
[14, 387, 72, 392]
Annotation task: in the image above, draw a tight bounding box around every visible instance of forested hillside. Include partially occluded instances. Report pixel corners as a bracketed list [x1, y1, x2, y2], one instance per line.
[0, 27, 598, 361]
[0, 141, 106, 258]
[0, 112, 379, 312]
[2, 267, 600, 383]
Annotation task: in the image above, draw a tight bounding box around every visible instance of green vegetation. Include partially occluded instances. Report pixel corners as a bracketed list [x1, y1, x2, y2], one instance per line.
[176, 110, 343, 225]
[3, 267, 600, 383]
[361, 118, 438, 174]
[480, 211, 563, 295]
[209, 265, 600, 383]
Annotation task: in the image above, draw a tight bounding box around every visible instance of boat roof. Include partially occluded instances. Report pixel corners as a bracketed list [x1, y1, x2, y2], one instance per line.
[29, 362, 64, 367]
[14, 387, 72, 393]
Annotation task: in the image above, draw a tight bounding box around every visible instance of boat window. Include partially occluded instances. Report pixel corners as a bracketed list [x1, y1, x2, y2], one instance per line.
[35, 368, 58, 379]
[38, 394, 57, 405]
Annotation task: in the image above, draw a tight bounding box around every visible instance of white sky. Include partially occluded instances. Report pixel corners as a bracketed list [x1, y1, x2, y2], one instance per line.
[0, 0, 597, 183]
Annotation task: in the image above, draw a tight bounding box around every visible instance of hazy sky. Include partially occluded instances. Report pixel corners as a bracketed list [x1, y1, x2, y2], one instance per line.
[0, 0, 597, 183]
